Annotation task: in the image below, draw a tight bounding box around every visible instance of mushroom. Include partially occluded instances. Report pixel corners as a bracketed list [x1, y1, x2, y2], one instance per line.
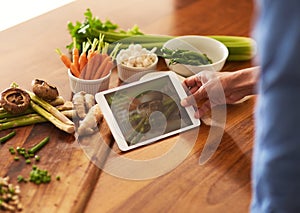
[32, 79, 59, 101]
[0, 88, 31, 114]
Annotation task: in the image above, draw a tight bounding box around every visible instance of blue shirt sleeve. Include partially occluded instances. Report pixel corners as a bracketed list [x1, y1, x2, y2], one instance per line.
[252, 0, 300, 212]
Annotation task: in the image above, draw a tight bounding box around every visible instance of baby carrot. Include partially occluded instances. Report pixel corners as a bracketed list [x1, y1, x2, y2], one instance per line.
[93, 54, 111, 79]
[79, 42, 90, 72]
[86, 38, 99, 62]
[83, 53, 102, 80]
[70, 63, 80, 78]
[100, 60, 113, 78]
[72, 38, 80, 71]
[55, 48, 71, 69]
[87, 49, 98, 62]
[79, 52, 88, 72]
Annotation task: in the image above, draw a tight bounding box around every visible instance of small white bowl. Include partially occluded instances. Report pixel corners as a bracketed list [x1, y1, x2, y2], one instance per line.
[68, 69, 111, 95]
[117, 54, 158, 83]
[162, 36, 229, 77]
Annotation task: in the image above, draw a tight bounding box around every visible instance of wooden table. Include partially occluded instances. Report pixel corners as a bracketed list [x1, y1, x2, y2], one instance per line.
[0, 0, 256, 212]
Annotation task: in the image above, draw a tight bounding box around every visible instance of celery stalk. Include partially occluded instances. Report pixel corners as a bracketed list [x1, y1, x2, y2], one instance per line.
[68, 9, 256, 61]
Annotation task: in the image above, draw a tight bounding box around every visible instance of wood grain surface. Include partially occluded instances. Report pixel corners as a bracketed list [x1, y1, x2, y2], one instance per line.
[0, 0, 256, 212]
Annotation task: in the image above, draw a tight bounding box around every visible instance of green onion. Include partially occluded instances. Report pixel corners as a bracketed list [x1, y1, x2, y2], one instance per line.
[28, 136, 50, 154]
[34, 155, 40, 162]
[17, 175, 26, 183]
[0, 131, 16, 144]
[8, 147, 15, 154]
[29, 166, 51, 184]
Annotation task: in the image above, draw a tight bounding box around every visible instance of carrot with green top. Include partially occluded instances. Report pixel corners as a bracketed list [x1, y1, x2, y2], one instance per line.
[86, 50, 98, 65]
[79, 42, 90, 72]
[96, 43, 120, 79]
[55, 48, 71, 69]
[100, 59, 113, 78]
[70, 63, 80, 78]
[87, 38, 99, 62]
[72, 38, 80, 71]
[83, 38, 99, 79]
[93, 54, 111, 79]
[56, 48, 80, 77]
[84, 53, 102, 80]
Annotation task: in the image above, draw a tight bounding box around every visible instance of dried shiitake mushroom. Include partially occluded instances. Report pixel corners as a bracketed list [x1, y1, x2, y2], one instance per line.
[0, 88, 31, 114]
[32, 79, 59, 101]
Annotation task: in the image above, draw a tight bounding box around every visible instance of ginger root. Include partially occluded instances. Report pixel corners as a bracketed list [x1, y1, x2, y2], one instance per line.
[77, 104, 103, 136]
[73, 91, 87, 119]
[84, 93, 95, 112]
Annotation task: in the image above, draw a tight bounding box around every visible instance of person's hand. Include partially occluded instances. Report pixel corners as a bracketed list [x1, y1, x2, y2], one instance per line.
[181, 67, 259, 118]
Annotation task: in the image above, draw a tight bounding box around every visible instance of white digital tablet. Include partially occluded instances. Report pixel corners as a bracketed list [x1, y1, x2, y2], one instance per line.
[95, 71, 200, 151]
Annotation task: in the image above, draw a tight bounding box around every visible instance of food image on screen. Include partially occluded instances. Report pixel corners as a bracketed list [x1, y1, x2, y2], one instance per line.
[105, 76, 193, 146]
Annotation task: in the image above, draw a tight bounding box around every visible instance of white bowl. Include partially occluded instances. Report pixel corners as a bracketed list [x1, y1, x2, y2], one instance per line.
[68, 69, 111, 95]
[162, 35, 229, 77]
[117, 54, 158, 83]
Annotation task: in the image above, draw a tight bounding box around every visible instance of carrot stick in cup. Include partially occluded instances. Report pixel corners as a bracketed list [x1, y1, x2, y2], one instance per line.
[83, 39, 99, 79]
[70, 63, 80, 78]
[79, 42, 90, 72]
[95, 43, 119, 79]
[86, 38, 99, 61]
[100, 60, 113, 78]
[93, 54, 111, 79]
[82, 51, 96, 79]
[82, 53, 102, 80]
[79, 51, 88, 73]
[87, 49, 97, 61]
[72, 38, 80, 71]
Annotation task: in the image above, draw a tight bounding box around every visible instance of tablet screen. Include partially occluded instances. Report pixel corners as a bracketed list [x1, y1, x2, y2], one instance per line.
[96, 72, 200, 151]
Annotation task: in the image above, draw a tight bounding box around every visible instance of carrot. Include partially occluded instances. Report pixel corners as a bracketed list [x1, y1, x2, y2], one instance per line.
[73, 48, 80, 71]
[80, 39, 99, 79]
[79, 42, 90, 72]
[55, 48, 71, 68]
[81, 50, 95, 79]
[94, 43, 119, 79]
[100, 60, 113, 78]
[82, 53, 102, 80]
[79, 52, 88, 72]
[79, 65, 88, 79]
[93, 54, 111, 79]
[70, 63, 80, 78]
[87, 49, 98, 62]
[86, 38, 99, 61]
[72, 38, 80, 71]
